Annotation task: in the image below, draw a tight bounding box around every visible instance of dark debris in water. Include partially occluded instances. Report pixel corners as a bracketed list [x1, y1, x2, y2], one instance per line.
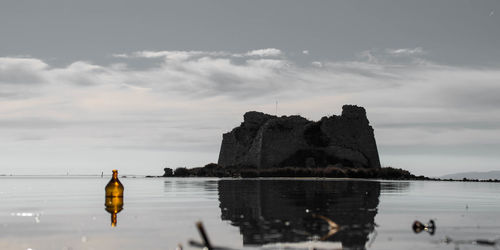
[412, 219, 436, 235]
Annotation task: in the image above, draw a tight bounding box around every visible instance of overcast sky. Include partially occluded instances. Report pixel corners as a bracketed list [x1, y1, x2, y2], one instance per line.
[0, 0, 499, 176]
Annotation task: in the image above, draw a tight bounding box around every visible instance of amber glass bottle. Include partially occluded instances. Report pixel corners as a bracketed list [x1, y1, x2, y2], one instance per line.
[105, 169, 124, 227]
[105, 169, 124, 197]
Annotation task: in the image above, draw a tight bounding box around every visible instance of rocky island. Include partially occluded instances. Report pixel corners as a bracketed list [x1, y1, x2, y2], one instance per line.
[218, 105, 380, 170]
[163, 105, 428, 180]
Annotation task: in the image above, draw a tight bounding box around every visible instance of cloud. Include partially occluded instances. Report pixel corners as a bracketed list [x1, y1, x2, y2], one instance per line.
[113, 48, 283, 60]
[1, 48, 500, 175]
[356, 47, 430, 67]
[113, 50, 230, 61]
[0, 57, 48, 84]
[112, 53, 129, 58]
[386, 47, 426, 56]
[244, 48, 282, 57]
[134, 50, 208, 60]
[311, 61, 322, 67]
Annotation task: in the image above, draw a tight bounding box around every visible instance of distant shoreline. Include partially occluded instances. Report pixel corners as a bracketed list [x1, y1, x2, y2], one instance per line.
[1, 173, 498, 182]
[152, 164, 500, 182]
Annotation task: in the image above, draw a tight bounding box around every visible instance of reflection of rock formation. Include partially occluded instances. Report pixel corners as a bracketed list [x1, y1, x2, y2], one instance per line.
[218, 180, 380, 249]
[380, 181, 411, 194]
[218, 105, 381, 169]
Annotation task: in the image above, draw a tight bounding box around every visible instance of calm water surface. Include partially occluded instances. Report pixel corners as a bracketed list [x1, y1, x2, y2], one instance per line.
[0, 177, 499, 250]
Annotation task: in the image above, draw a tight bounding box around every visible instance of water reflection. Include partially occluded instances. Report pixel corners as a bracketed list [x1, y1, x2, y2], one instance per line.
[380, 181, 411, 194]
[218, 180, 381, 249]
[164, 179, 219, 193]
[105, 196, 123, 227]
[105, 169, 124, 227]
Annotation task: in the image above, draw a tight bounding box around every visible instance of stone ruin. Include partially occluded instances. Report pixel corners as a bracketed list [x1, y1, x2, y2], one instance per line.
[217, 105, 381, 169]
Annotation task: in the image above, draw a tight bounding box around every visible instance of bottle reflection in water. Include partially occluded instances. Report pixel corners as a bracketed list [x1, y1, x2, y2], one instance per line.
[105, 169, 124, 227]
[105, 196, 123, 227]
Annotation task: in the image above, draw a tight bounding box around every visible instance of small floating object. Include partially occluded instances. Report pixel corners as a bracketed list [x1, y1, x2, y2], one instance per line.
[105, 169, 124, 198]
[105, 169, 124, 227]
[412, 219, 435, 235]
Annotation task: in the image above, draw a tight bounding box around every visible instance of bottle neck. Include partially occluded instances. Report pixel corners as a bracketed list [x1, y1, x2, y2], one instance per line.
[112, 171, 118, 180]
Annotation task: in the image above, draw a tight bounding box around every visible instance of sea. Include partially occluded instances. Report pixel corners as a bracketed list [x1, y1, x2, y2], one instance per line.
[0, 176, 499, 250]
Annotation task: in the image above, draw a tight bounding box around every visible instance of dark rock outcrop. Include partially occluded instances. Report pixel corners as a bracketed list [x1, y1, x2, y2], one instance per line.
[163, 168, 174, 177]
[218, 105, 381, 169]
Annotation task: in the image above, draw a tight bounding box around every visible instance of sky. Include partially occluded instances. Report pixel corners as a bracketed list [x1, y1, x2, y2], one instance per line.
[0, 0, 499, 176]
